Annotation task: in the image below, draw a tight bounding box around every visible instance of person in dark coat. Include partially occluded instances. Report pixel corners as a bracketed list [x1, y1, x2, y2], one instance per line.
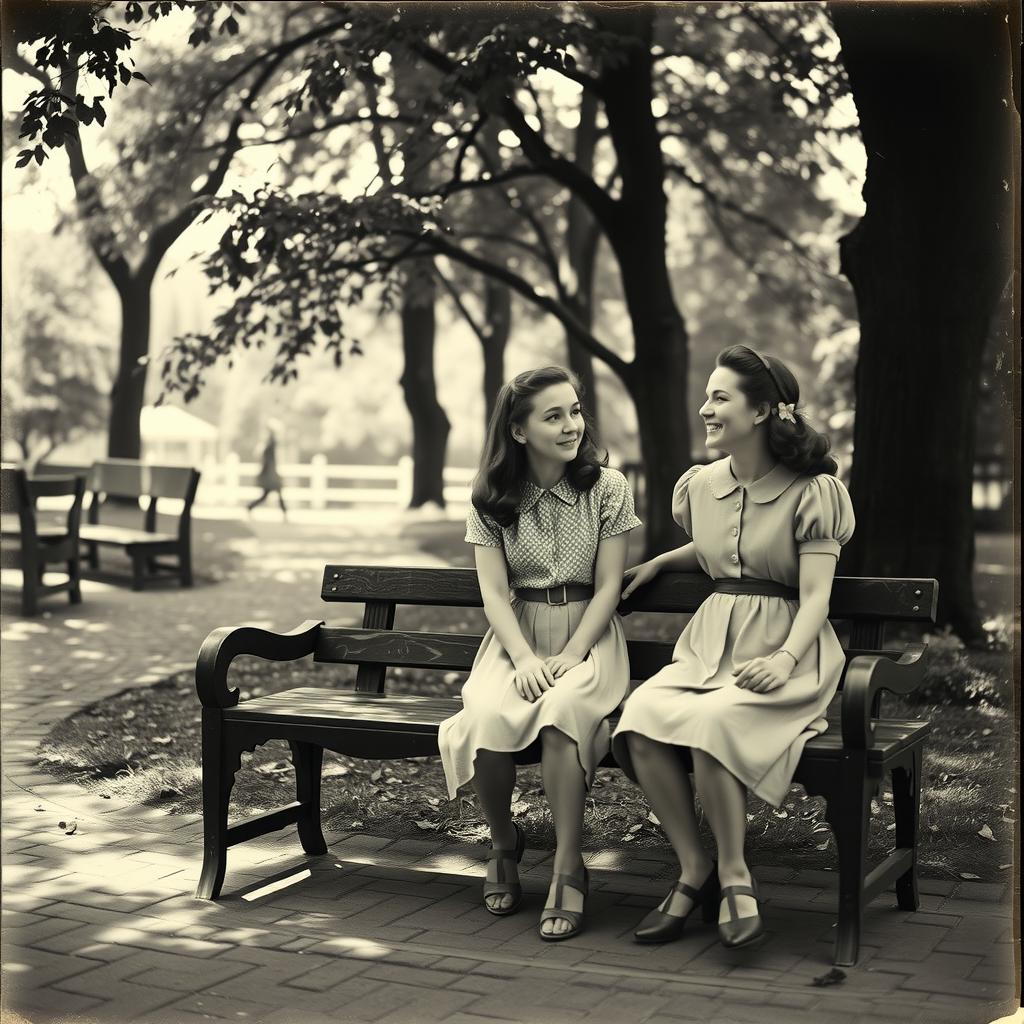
[247, 426, 287, 518]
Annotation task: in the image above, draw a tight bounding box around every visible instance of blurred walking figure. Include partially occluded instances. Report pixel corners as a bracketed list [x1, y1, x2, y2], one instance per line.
[247, 423, 287, 519]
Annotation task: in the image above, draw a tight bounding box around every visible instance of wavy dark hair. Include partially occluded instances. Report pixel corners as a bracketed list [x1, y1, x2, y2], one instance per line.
[472, 365, 608, 527]
[716, 345, 838, 477]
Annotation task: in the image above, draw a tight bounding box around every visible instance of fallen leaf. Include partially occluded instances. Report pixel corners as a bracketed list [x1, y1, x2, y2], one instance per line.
[811, 968, 846, 987]
[959, 872, 981, 880]
[34, 804, 45, 812]
[978, 824, 996, 842]
[350, 821, 363, 828]
[646, 811, 660, 826]
[773, 809, 789, 819]
[370, 769, 382, 782]
[815, 841, 830, 851]
[322, 764, 350, 779]
[426, 797, 441, 807]
[414, 820, 439, 831]
[152, 736, 172, 745]
[628, 823, 643, 833]
[122, 710, 136, 722]
[62, 820, 78, 835]
[998, 863, 1012, 870]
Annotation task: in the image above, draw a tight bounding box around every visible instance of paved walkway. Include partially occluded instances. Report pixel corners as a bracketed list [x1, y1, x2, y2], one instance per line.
[1, 513, 1020, 1024]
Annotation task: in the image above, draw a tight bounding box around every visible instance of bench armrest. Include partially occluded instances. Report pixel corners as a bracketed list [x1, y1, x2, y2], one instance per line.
[840, 642, 928, 749]
[195, 619, 324, 708]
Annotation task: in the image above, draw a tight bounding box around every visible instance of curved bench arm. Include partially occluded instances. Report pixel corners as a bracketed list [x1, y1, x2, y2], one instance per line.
[840, 642, 929, 749]
[195, 619, 325, 709]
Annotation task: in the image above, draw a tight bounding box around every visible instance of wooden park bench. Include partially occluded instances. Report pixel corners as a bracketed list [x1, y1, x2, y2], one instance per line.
[1, 465, 86, 616]
[41, 459, 200, 590]
[195, 565, 937, 966]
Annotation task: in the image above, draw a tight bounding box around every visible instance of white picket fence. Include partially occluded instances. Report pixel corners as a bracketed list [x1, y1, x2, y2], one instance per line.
[197, 454, 475, 509]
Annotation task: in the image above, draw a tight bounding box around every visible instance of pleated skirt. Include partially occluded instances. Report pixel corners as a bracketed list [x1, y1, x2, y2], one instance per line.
[438, 597, 631, 799]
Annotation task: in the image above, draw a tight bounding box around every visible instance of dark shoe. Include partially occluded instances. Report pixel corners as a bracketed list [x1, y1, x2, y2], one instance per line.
[634, 863, 720, 944]
[482, 822, 526, 916]
[718, 881, 765, 948]
[539, 865, 589, 941]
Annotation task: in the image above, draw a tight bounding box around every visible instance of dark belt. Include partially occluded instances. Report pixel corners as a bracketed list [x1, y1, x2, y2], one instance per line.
[712, 578, 799, 600]
[514, 584, 594, 606]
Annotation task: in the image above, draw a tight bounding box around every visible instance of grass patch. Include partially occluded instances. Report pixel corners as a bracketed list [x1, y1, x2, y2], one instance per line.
[38, 605, 1016, 883]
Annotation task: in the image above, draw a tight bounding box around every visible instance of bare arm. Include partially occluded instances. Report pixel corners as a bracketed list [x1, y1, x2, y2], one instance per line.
[620, 541, 702, 601]
[474, 544, 555, 700]
[733, 552, 837, 692]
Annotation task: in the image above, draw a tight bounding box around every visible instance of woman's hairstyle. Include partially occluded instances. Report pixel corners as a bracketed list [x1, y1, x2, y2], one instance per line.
[472, 365, 608, 527]
[716, 345, 838, 477]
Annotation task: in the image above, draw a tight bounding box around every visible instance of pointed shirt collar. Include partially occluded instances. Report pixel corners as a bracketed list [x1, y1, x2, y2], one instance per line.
[708, 457, 799, 504]
[517, 475, 580, 514]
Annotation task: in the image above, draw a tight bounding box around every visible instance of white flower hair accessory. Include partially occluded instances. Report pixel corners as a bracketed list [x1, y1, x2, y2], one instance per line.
[775, 402, 796, 423]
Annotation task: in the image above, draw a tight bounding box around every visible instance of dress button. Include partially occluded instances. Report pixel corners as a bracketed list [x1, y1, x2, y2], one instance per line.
[731, 527, 738, 537]
[730, 554, 739, 563]
[734, 501, 741, 511]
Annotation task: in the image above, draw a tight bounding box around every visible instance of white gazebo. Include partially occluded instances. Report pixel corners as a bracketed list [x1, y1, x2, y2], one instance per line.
[141, 405, 219, 466]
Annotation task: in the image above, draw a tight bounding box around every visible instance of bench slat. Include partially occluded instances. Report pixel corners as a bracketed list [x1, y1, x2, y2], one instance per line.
[225, 688, 929, 763]
[321, 566, 938, 622]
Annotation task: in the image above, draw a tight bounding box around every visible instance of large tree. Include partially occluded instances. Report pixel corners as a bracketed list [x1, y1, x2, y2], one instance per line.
[829, 0, 1016, 642]
[3, 1, 343, 459]
[158, 3, 847, 553]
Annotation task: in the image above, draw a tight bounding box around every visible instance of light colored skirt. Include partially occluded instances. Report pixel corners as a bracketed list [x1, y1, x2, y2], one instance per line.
[611, 594, 844, 807]
[438, 597, 631, 799]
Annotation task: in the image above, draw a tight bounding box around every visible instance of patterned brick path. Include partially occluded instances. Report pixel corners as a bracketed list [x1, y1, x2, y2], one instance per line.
[1, 513, 1019, 1024]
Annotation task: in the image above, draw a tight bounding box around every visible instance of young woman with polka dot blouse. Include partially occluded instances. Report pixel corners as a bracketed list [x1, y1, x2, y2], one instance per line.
[439, 365, 641, 942]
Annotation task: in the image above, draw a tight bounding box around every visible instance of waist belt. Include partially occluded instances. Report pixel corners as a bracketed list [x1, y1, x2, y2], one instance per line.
[712, 578, 799, 600]
[514, 584, 594, 606]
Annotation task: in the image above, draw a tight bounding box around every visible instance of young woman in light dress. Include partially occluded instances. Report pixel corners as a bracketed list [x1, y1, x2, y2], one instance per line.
[439, 365, 641, 941]
[613, 345, 855, 949]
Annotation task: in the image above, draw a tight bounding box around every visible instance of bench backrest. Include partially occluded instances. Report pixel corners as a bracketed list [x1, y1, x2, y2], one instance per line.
[1, 465, 86, 544]
[313, 565, 939, 695]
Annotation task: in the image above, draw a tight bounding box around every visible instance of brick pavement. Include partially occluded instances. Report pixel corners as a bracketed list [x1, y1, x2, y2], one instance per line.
[2, 513, 1020, 1024]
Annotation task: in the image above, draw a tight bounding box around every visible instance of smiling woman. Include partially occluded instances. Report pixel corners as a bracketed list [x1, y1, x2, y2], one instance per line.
[438, 364, 642, 941]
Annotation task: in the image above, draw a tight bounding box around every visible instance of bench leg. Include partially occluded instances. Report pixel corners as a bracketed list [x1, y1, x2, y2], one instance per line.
[68, 559, 82, 605]
[290, 741, 328, 856]
[180, 545, 193, 588]
[826, 757, 872, 967]
[130, 554, 147, 592]
[892, 745, 923, 911]
[197, 716, 239, 900]
[20, 559, 39, 617]
[86, 541, 99, 569]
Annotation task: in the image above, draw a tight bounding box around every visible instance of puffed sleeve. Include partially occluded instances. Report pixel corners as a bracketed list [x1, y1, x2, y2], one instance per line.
[598, 468, 643, 540]
[465, 504, 502, 547]
[671, 465, 705, 537]
[794, 474, 856, 558]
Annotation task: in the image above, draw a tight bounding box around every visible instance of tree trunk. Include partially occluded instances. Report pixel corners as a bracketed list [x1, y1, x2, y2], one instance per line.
[400, 261, 450, 507]
[481, 277, 511, 425]
[565, 90, 601, 429]
[597, 7, 693, 556]
[830, 1, 1014, 643]
[108, 275, 152, 460]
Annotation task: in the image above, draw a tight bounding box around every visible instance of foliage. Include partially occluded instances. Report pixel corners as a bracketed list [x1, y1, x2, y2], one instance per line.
[1, 252, 113, 466]
[148, 3, 858, 404]
[6, 0, 242, 168]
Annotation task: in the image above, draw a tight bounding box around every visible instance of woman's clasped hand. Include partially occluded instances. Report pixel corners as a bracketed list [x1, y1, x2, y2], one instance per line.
[732, 651, 796, 693]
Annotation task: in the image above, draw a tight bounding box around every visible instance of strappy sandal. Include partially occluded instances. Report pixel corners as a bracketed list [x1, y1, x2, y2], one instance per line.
[634, 862, 720, 943]
[539, 864, 589, 942]
[482, 822, 526, 916]
[718, 879, 765, 948]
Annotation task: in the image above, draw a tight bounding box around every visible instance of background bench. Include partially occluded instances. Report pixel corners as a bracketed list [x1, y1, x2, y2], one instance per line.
[41, 459, 200, 590]
[1, 465, 86, 616]
[195, 565, 938, 966]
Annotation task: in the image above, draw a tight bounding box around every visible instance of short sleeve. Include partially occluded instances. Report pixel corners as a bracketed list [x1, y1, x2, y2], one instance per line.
[465, 504, 502, 547]
[794, 474, 855, 558]
[671, 465, 704, 537]
[598, 468, 643, 540]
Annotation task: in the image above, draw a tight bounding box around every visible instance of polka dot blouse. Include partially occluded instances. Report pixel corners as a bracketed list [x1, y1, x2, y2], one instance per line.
[465, 467, 643, 589]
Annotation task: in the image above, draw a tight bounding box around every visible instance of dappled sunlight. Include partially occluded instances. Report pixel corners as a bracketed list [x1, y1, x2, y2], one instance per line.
[240, 868, 312, 901]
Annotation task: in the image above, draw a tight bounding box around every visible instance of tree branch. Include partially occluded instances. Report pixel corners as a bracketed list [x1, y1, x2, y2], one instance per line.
[407, 229, 631, 382]
[435, 264, 488, 344]
[408, 38, 618, 231]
